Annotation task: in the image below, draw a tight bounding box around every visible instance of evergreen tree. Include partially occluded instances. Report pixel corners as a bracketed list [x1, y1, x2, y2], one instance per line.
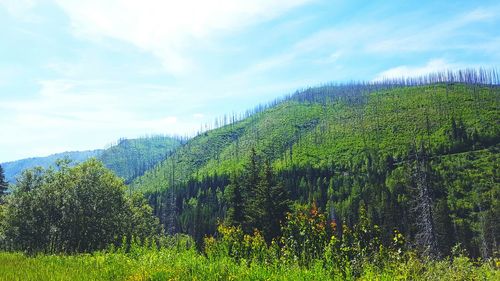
[225, 173, 245, 227]
[266, 169, 290, 241]
[253, 159, 290, 242]
[241, 148, 261, 232]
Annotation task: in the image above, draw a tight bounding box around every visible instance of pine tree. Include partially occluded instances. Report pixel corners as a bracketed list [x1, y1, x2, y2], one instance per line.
[228, 149, 291, 241]
[267, 167, 290, 240]
[241, 148, 261, 232]
[246, 157, 290, 242]
[225, 173, 245, 227]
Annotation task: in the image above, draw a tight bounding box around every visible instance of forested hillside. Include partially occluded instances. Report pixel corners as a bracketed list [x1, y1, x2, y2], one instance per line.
[1, 70, 499, 280]
[1, 135, 181, 184]
[99, 136, 182, 183]
[1, 150, 103, 183]
[133, 70, 499, 258]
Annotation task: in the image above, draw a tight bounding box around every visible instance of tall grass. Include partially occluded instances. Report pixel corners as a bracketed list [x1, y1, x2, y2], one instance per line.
[1, 247, 498, 280]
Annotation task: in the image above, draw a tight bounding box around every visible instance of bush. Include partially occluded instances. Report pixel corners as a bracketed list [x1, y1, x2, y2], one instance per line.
[0, 159, 160, 254]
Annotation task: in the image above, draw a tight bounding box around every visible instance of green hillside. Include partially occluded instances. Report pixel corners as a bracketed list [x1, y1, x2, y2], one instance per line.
[1, 136, 181, 184]
[1, 150, 103, 183]
[132, 81, 499, 257]
[1, 76, 499, 280]
[133, 83, 498, 191]
[99, 136, 182, 183]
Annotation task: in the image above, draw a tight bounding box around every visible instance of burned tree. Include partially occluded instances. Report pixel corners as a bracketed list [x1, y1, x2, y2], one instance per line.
[410, 141, 439, 258]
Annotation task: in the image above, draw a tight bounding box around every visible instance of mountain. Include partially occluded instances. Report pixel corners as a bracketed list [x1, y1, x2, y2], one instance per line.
[133, 82, 499, 192]
[132, 70, 499, 257]
[2, 135, 182, 184]
[99, 136, 182, 183]
[1, 150, 103, 183]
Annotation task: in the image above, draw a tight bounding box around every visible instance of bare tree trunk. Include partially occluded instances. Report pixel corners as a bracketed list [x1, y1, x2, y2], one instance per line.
[411, 142, 440, 258]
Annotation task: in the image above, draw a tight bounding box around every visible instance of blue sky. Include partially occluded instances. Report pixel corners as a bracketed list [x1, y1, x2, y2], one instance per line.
[0, 0, 499, 162]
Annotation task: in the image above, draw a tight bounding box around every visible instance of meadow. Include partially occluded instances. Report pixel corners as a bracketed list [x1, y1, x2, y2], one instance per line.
[1, 246, 498, 281]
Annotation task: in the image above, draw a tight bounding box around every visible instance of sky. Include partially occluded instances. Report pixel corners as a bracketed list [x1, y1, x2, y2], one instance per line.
[0, 0, 499, 162]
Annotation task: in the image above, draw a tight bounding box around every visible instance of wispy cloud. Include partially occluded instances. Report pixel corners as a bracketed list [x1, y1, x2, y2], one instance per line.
[53, 0, 313, 76]
[0, 78, 211, 160]
[366, 7, 500, 54]
[0, 0, 39, 21]
[1, 0, 499, 162]
[373, 59, 460, 80]
[232, 3, 500, 83]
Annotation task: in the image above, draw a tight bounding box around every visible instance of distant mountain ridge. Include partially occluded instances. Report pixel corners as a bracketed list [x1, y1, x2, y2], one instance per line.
[1, 136, 182, 184]
[1, 150, 103, 183]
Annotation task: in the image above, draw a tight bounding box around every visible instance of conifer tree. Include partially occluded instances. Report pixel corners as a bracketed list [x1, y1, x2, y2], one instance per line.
[241, 148, 261, 232]
[225, 173, 245, 227]
[253, 159, 290, 242]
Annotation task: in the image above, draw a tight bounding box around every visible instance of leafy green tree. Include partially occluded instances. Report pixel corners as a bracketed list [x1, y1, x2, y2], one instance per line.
[126, 192, 162, 240]
[1, 159, 160, 253]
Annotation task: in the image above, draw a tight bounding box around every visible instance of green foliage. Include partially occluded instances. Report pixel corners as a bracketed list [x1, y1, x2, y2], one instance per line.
[200, 204, 500, 280]
[1, 136, 181, 184]
[204, 224, 274, 265]
[224, 173, 245, 227]
[1, 150, 103, 184]
[225, 149, 290, 242]
[0, 230, 498, 280]
[98, 136, 181, 183]
[0, 159, 160, 254]
[136, 84, 498, 193]
[136, 83, 498, 258]
[0, 164, 8, 201]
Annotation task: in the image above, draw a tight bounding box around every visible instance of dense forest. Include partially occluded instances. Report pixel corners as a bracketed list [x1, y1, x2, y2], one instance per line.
[131, 69, 499, 259]
[0, 69, 499, 280]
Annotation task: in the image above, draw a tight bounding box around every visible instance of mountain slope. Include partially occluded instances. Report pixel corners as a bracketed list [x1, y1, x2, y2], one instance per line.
[131, 76, 499, 256]
[99, 136, 182, 183]
[2, 136, 182, 184]
[132, 83, 499, 192]
[1, 150, 103, 183]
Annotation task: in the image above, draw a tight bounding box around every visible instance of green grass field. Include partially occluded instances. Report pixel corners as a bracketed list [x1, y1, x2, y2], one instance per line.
[1, 248, 498, 281]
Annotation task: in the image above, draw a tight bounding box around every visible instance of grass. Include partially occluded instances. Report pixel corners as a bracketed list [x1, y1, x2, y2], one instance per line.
[1, 248, 498, 281]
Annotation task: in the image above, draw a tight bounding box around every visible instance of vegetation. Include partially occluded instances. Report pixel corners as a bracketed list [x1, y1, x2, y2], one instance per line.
[0, 165, 8, 202]
[132, 70, 499, 259]
[0, 69, 498, 280]
[1, 135, 181, 184]
[0, 150, 102, 183]
[99, 136, 183, 184]
[0, 225, 498, 280]
[0, 159, 160, 254]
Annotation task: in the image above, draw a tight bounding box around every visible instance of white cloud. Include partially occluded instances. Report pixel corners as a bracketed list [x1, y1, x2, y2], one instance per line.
[0, 78, 212, 161]
[53, 0, 312, 75]
[246, 4, 500, 68]
[0, 0, 37, 19]
[367, 7, 500, 54]
[373, 59, 458, 80]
